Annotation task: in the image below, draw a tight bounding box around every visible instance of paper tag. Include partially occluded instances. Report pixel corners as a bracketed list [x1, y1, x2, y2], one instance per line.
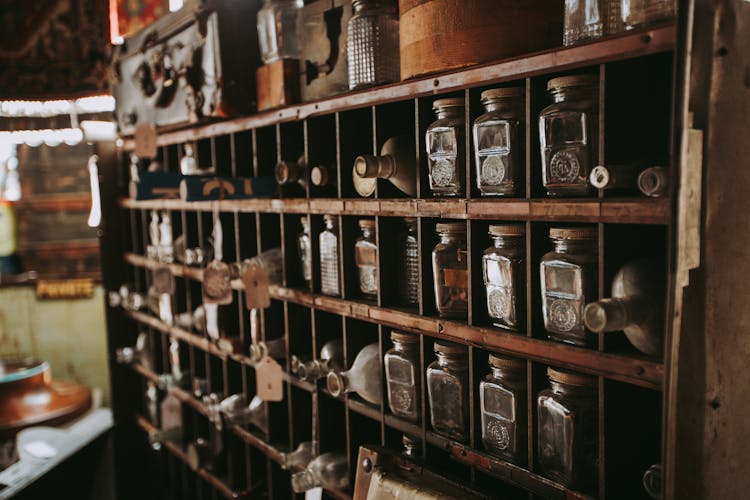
[23, 441, 57, 459]
[443, 268, 468, 288]
[153, 266, 175, 295]
[203, 262, 233, 304]
[134, 123, 158, 159]
[305, 487, 323, 500]
[255, 357, 283, 402]
[242, 263, 271, 309]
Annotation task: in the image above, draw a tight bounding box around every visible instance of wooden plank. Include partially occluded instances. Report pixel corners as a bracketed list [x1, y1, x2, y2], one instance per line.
[468, 200, 531, 219]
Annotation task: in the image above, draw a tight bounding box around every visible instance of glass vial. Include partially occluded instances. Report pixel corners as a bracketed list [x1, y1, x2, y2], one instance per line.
[298, 216, 312, 287]
[355, 219, 378, 297]
[480, 353, 527, 464]
[537, 367, 598, 493]
[347, 0, 400, 90]
[399, 217, 419, 307]
[483, 224, 526, 331]
[432, 223, 468, 319]
[540, 227, 598, 347]
[426, 98, 465, 197]
[427, 341, 469, 442]
[384, 331, 420, 422]
[622, 0, 676, 30]
[320, 215, 340, 296]
[257, 0, 304, 64]
[473, 87, 525, 196]
[563, 0, 622, 46]
[539, 75, 599, 197]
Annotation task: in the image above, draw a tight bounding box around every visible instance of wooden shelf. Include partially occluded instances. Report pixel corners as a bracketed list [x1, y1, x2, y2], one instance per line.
[119, 25, 675, 151]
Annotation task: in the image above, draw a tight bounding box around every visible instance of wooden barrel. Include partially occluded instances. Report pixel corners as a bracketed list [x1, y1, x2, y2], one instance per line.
[399, 0, 563, 79]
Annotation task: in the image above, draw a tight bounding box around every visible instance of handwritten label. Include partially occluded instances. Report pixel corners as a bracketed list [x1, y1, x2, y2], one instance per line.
[255, 357, 283, 401]
[443, 268, 468, 289]
[134, 123, 158, 159]
[203, 262, 232, 304]
[242, 263, 271, 309]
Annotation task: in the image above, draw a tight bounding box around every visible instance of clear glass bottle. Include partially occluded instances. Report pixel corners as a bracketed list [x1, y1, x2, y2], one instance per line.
[432, 223, 468, 319]
[320, 215, 340, 296]
[158, 211, 174, 263]
[637, 166, 669, 197]
[291, 452, 350, 493]
[295, 339, 343, 382]
[218, 394, 268, 433]
[399, 217, 419, 307]
[384, 331, 420, 422]
[540, 227, 598, 347]
[537, 367, 598, 493]
[355, 219, 378, 298]
[426, 98, 465, 197]
[563, 0, 622, 46]
[257, 0, 304, 64]
[326, 343, 382, 405]
[298, 216, 312, 287]
[353, 135, 417, 197]
[480, 353, 527, 464]
[426, 341, 469, 442]
[280, 441, 314, 470]
[483, 224, 526, 331]
[473, 87, 525, 196]
[347, 0, 400, 90]
[622, 0, 675, 30]
[539, 75, 599, 197]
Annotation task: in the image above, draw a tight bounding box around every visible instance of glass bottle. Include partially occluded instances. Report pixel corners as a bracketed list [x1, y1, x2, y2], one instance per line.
[540, 227, 598, 347]
[583, 259, 664, 356]
[473, 87, 525, 196]
[480, 353, 527, 464]
[353, 135, 417, 197]
[249, 337, 287, 362]
[399, 217, 419, 307]
[347, 0, 400, 90]
[295, 339, 343, 382]
[426, 98, 465, 197]
[539, 75, 599, 197]
[426, 341, 469, 442]
[158, 211, 174, 263]
[327, 343, 382, 405]
[280, 441, 314, 470]
[115, 332, 152, 371]
[310, 164, 336, 189]
[355, 219, 378, 298]
[432, 223, 468, 319]
[638, 166, 669, 197]
[275, 157, 307, 189]
[563, 0, 621, 46]
[483, 224, 526, 331]
[537, 367, 598, 493]
[297, 216, 312, 287]
[218, 394, 268, 433]
[384, 331, 420, 422]
[291, 452, 350, 493]
[257, 0, 304, 64]
[320, 215, 340, 296]
[622, 0, 675, 30]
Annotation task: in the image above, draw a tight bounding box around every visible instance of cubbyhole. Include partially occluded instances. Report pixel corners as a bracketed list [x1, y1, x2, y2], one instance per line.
[269, 461, 293, 499]
[377, 216, 418, 310]
[345, 215, 377, 303]
[340, 318, 381, 409]
[306, 114, 338, 198]
[474, 469, 528, 499]
[309, 214, 337, 297]
[318, 392, 347, 454]
[282, 213, 308, 289]
[258, 213, 281, 252]
[190, 346, 207, 392]
[254, 126, 277, 180]
[195, 138, 214, 170]
[287, 303, 312, 365]
[288, 386, 314, 446]
[313, 310, 344, 377]
[236, 212, 258, 260]
[374, 100, 417, 199]
[263, 299, 286, 345]
[213, 134, 233, 176]
[232, 130, 254, 177]
[278, 121, 306, 198]
[225, 358, 244, 396]
[267, 392, 290, 444]
[226, 432, 248, 491]
[164, 144, 180, 172]
[338, 108, 374, 198]
[424, 439, 472, 482]
[207, 352, 225, 396]
[347, 411, 382, 475]
[217, 211, 237, 263]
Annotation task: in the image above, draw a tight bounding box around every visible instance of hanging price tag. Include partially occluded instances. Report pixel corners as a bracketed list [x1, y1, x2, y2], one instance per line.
[242, 262, 271, 309]
[134, 123, 158, 159]
[255, 357, 283, 402]
[153, 266, 175, 295]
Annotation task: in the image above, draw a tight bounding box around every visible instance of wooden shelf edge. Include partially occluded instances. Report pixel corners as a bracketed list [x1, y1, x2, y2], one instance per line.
[119, 25, 675, 151]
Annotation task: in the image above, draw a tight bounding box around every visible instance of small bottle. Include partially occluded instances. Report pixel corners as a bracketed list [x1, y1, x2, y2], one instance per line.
[218, 394, 268, 433]
[115, 332, 151, 370]
[480, 354, 527, 464]
[537, 367, 598, 493]
[295, 339, 343, 382]
[158, 211, 174, 263]
[432, 223, 468, 319]
[257, 0, 304, 64]
[540, 227, 598, 347]
[147, 210, 160, 259]
[426, 341, 469, 442]
[384, 331, 420, 422]
[310, 164, 336, 189]
[353, 136, 416, 197]
[539, 75, 599, 197]
[473, 87, 525, 196]
[291, 452, 350, 493]
[347, 0, 400, 90]
[402, 434, 421, 459]
[355, 219, 378, 298]
[622, 0, 676, 30]
[327, 343, 382, 405]
[146, 382, 159, 425]
[589, 164, 642, 190]
[638, 166, 669, 197]
[320, 215, 341, 296]
[399, 217, 419, 307]
[563, 0, 622, 46]
[180, 143, 199, 175]
[298, 216, 312, 287]
[249, 337, 287, 362]
[275, 157, 307, 189]
[280, 441, 314, 470]
[483, 224, 526, 331]
[426, 98, 465, 197]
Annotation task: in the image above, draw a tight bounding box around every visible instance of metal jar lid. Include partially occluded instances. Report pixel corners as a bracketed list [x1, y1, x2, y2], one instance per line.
[548, 227, 597, 240]
[432, 97, 465, 111]
[435, 222, 466, 234]
[547, 74, 599, 91]
[488, 353, 526, 371]
[359, 219, 376, 230]
[391, 331, 419, 343]
[481, 87, 525, 101]
[433, 340, 466, 355]
[547, 367, 597, 387]
[489, 224, 525, 237]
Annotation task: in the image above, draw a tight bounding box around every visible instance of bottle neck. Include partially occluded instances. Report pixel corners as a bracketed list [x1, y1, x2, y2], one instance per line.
[435, 107, 464, 120]
[393, 340, 419, 354]
[436, 351, 467, 369]
[584, 297, 649, 332]
[552, 238, 597, 254]
[439, 232, 466, 244]
[353, 0, 397, 15]
[550, 380, 595, 397]
[325, 220, 337, 231]
[360, 227, 374, 239]
[482, 99, 523, 113]
[291, 469, 318, 493]
[550, 86, 598, 103]
[490, 366, 524, 381]
[491, 235, 524, 250]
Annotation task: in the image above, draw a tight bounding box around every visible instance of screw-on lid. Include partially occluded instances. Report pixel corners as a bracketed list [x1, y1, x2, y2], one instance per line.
[391, 331, 419, 343]
[359, 219, 376, 229]
[433, 97, 465, 110]
[547, 367, 597, 386]
[547, 74, 599, 91]
[488, 353, 526, 371]
[433, 340, 466, 355]
[481, 87, 525, 101]
[435, 222, 466, 234]
[489, 224, 525, 237]
[549, 227, 597, 240]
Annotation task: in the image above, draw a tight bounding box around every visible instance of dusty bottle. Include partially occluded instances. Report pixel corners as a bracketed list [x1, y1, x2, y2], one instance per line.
[294, 339, 343, 382]
[298, 216, 313, 287]
[291, 452, 350, 493]
[399, 217, 419, 307]
[432, 223, 468, 319]
[583, 260, 664, 356]
[249, 337, 287, 362]
[353, 136, 416, 197]
[638, 166, 669, 197]
[310, 164, 336, 189]
[622, 0, 675, 30]
[427, 98, 465, 197]
[180, 143, 199, 175]
[280, 441, 314, 470]
[276, 156, 307, 189]
[320, 215, 341, 296]
[384, 331, 420, 422]
[257, 0, 303, 64]
[158, 211, 174, 263]
[327, 343, 382, 405]
[589, 164, 643, 190]
[218, 394, 268, 433]
[347, 0, 400, 89]
[115, 332, 152, 370]
[483, 224, 526, 331]
[480, 354, 527, 464]
[426, 341, 469, 442]
[355, 219, 378, 297]
[147, 210, 160, 259]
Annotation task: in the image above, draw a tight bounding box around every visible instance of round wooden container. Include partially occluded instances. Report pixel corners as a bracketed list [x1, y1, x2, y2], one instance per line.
[399, 0, 562, 79]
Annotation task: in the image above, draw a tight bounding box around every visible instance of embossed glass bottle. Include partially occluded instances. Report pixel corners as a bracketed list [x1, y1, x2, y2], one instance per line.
[384, 331, 420, 422]
[563, 0, 622, 46]
[298, 216, 312, 287]
[480, 354, 526, 464]
[399, 217, 419, 307]
[426, 98, 465, 196]
[320, 215, 340, 296]
[257, 0, 304, 64]
[347, 0, 400, 90]
[432, 223, 468, 318]
[483, 224, 526, 331]
[426, 341, 469, 442]
[539, 75, 599, 197]
[473, 87, 525, 196]
[355, 219, 378, 298]
[540, 227, 598, 347]
[622, 0, 676, 30]
[537, 367, 598, 493]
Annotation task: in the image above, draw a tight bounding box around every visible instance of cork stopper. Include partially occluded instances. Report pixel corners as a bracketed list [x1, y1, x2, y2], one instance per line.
[435, 222, 466, 234]
[358, 219, 375, 230]
[481, 87, 525, 101]
[433, 340, 466, 355]
[547, 74, 599, 91]
[391, 331, 419, 344]
[489, 224, 525, 237]
[547, 367, 597, 387]
[488, 353, 526, 371]
[324, 214, 337, 224]
[433, 97, 464, 110]
[549, 227, 597, 240]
